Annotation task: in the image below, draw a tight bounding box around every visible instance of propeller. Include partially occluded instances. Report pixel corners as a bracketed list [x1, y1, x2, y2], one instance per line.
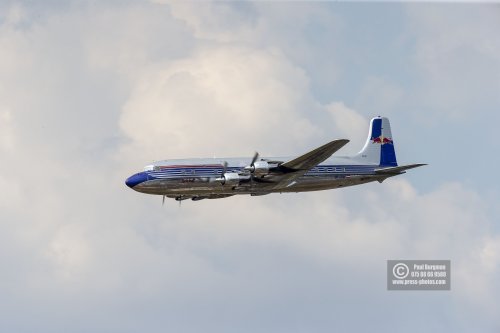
[222, 160, 228, 175]
[215, 161, 228, 185]
[162, 195, 165, 206]
[250, 151, 259, 166]
[245, 152, 260, 173]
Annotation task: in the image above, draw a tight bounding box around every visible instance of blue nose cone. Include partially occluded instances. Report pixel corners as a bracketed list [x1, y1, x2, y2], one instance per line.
[125, 172, 148, 188]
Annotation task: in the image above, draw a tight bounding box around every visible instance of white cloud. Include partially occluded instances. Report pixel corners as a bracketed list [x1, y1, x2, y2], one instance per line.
[0, 2, 498, 332]
[167, 1, 257, 43]
[355, 76, 404, 118]
[3, 3, 27, 26]
[167, 1, 344, 98]
[118, 46, 323, 161]
[0, 107, 15, 152]
[407, 4, 500, 120]
[325, 102, 367, 153]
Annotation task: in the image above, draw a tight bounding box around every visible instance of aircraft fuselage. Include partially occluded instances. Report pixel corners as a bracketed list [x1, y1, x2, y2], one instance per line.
[125, 117, 425, 202]
[126, 157, 385, 200]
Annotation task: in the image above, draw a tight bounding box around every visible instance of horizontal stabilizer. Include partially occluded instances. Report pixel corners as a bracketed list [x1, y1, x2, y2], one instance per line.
[280, 139, 349, 170]
[375, 163, 427, 175]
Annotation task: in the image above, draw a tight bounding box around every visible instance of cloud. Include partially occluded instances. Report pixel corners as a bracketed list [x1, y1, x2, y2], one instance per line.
[167, 1, 258, 43]
[118, 45, 362, 162]
[0, 1, 499, 333]
[0, 107, 15, 152]
[167, 1, 344, 101]
[355, 76, 404, 118]
[406, 4, 500, 120]
[325, 102, 367, 153]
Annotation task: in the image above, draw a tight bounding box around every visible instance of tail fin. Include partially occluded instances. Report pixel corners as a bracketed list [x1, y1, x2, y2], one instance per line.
[353, 116, 397, 166]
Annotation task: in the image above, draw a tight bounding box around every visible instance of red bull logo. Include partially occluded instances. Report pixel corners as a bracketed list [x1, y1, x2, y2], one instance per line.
[383, 137, 393, 144]
[371, 135, 393, 145]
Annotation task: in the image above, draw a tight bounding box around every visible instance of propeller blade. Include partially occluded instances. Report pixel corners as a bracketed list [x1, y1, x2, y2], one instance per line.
[162, 195, 165, 206]
[245, 152, 260, 173]
[220, 161, 228, 177]
[250, 152, 259, 166]
[214, 161, 229, 185]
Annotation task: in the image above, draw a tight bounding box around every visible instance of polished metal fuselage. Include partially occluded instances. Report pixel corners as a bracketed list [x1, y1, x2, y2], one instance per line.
[129, 156, 386, 198]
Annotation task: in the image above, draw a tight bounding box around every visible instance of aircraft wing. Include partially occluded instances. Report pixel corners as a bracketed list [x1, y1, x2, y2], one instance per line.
[279, 139, 349, 170]
[374, 163, 427, 175]
[265, 139, 349, 190]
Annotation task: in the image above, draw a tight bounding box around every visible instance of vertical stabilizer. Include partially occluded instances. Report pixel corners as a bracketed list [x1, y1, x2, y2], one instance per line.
[353, 117, 398, 166]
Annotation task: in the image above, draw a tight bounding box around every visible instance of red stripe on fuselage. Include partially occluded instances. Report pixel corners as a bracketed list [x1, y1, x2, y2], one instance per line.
[158, 164, 223, 169]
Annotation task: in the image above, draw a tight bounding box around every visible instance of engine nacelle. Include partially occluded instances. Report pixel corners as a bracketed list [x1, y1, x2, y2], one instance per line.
[218, 172, 241, 186]
[248, 161, 270, 177]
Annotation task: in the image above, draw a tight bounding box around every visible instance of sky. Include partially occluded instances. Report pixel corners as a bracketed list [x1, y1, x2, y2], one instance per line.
[0, 1, 499, 332]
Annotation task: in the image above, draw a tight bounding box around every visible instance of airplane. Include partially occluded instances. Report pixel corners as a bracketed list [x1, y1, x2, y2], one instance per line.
[125, 116, 425, 202]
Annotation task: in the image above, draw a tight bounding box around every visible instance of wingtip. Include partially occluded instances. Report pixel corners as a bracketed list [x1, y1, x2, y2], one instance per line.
[335, 138, 350, 146]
